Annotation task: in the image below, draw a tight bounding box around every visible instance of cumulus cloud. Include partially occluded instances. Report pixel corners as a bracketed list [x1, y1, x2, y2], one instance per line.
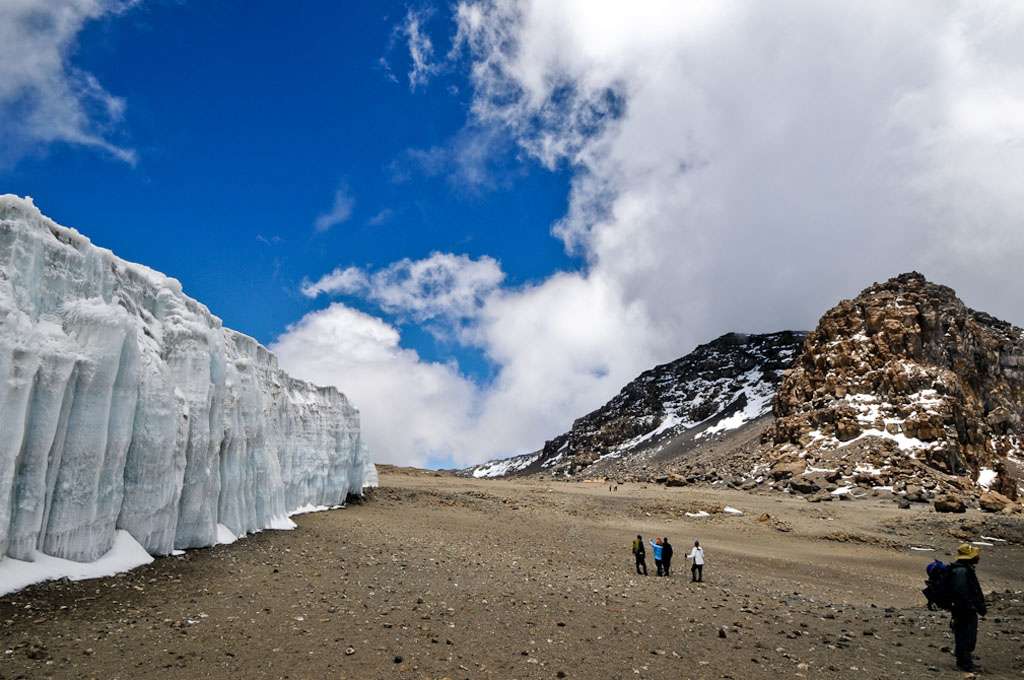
[282, 1, 1024, 468]
[453, 0, 1024, 332]
[303, 252, 505, 324]
[0, 0, 137, 165]
[270, 304, 479, 468]
[301, 266, 368, 298]
[279, 262, 655, 465]
[313, 184, 355, 232]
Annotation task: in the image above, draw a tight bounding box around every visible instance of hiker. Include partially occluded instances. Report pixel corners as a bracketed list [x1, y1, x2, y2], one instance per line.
[650, 537, 664, 576]
[661, 537, 673, 577]
[688, 540, 705, 582]
[632, 534, 648, 575]
[947, 544, 988, 672]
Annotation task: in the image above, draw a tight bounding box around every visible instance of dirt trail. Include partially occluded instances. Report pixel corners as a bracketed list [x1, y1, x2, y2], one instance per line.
[1, 472, 1021, 680]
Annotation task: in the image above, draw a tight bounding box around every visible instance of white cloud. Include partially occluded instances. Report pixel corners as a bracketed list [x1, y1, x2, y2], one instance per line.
[404, 9, 438, 90]
[271, 303, 479, 468]
[314, 185, 355, 232]
[282, 1, 1024, 468]
[301, 266, 368, 298]
[367, 208, 395, 226]
[452, 0, 1024, 333]
[277, 266, 657, 466]
[304, 252, 505, 324]
[0, 0, 137, 165]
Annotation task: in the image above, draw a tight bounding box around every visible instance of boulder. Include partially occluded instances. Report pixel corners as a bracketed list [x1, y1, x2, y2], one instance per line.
[905, 484, 927, 503]
[788, 478, 821, 494]
[770, 460, 807, 480]
[934, 494, 967, 513]
[664, 474, 686, 487]
[979, 490, 1013, 513]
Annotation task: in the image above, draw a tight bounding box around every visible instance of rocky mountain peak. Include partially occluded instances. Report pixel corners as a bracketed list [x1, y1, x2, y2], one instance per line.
[469, 330, 805, 478]
[764, 271, 1023, 499]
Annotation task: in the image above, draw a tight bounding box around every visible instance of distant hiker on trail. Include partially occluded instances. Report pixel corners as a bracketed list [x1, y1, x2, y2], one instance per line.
[632, 535, 648, 575]
[661, 538, 673, 577]
[688, 540, 705, 582]
[650, 537, 664, 576]
[947, 544, 988, 672]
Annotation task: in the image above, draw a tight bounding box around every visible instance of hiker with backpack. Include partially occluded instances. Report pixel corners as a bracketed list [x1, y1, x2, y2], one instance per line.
[661, 538, 673, 577]
[632, 534, 648, 575]
[688, 540, 705, 582]
[922, 544, 988, 672]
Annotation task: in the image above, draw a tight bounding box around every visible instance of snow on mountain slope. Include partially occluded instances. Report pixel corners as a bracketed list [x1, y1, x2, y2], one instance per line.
[465, 332, 805, 479]
[0, 195, 375, 583]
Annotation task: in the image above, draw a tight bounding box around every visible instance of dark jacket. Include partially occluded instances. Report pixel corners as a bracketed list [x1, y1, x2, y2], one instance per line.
[662, 542, 673, 562]
[948, 561, 986, 615]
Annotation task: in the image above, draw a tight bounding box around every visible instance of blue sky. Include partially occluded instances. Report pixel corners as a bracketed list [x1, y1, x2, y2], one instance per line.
[3, 0, 571, 374]
[4, 1, 1023, 468]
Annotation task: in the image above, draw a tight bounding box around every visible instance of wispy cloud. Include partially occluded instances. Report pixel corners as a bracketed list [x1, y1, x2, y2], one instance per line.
[404, 9, 438, 90]
[367, 208, 395, 226]
[0, 0, 138, 166]
[314, 184, 355, 232]
[392, 124, 512, 192]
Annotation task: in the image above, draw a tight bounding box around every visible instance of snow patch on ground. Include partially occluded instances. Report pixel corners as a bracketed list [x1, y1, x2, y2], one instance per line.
[288, 504, 344, 517]
[977, 468, 997, 489]
[0, 531, 153, 596]
[723, 506, 743, 515]
[685, 511, 711, 518]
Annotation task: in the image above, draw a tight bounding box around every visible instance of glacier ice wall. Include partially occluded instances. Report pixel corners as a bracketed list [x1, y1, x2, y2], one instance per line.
[0, 195, 374, 565]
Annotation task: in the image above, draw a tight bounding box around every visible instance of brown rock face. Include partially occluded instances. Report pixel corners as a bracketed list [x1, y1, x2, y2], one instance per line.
[979, 490, 1013, 513]
[765, 272, 1024, 495]
[934, 494, 967, 513]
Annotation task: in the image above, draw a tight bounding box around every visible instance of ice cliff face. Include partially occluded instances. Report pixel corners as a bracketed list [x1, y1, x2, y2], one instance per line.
[0, 195, 374, 565]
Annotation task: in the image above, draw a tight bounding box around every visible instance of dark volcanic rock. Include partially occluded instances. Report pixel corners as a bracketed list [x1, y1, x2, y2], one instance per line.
[469, 331, 805, 479]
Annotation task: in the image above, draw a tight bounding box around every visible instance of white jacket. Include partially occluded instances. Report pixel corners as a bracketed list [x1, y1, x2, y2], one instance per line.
[688, 547, 705, 565]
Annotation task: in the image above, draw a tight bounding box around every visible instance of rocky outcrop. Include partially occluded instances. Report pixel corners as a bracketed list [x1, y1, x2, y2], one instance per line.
[764, 272, 1022, 500]
[467, 332, 805, 479]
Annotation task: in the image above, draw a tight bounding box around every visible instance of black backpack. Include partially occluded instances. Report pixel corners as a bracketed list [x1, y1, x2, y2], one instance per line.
[922, 561, 954, 611]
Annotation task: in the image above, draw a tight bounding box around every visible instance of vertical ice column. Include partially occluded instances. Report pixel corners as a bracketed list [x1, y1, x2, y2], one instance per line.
[167, 320, 223, 550]
[0, 344, 41, 558]
[116, 358, 187, 556]
[5, 347, 77, 560]
[41, 300, 139, 562]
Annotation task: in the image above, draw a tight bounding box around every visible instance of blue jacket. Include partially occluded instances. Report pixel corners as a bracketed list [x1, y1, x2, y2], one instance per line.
[650, 540, 663, 561]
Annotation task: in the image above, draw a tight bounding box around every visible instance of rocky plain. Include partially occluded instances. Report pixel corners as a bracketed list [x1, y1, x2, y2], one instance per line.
[2, 467, 1021, 680]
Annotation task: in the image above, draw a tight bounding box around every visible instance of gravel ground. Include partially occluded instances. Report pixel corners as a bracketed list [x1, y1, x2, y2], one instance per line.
[1, 471, 1022, 680]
